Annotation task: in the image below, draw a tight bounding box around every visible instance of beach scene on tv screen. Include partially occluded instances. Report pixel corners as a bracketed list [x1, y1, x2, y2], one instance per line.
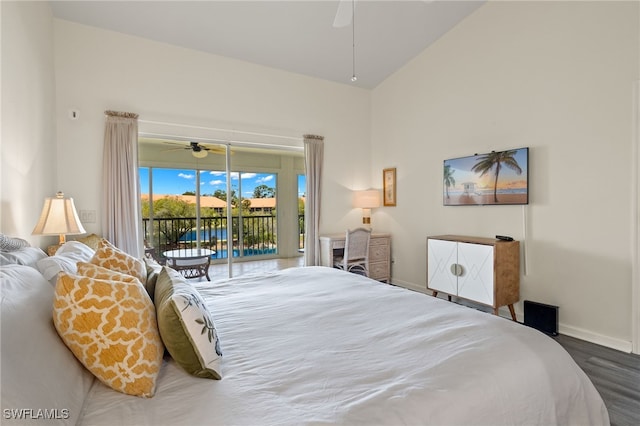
[443, 148, 528, 206]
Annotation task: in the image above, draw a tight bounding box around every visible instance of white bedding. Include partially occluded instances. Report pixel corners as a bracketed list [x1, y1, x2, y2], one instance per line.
[79, 266, 608, 425]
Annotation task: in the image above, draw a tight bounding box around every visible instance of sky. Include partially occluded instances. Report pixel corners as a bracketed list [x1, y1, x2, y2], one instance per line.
[139, 167, 306, 198]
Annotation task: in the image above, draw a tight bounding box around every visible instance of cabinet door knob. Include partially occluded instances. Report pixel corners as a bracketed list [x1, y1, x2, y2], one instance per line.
[450, 263, 464, 277]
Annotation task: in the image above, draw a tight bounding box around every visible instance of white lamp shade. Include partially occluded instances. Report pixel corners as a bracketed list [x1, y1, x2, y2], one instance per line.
[352, 189, 381, 209]
[32, 192, 86, 236]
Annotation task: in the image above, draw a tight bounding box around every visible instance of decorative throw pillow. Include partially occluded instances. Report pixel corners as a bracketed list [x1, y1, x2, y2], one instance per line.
[52, 273, 164, 397]
[76, 261, 142, 286]
[143, 257, 163, 302]
[74, 233, 102, 251]
[89, 239, 147, 284]
[155, 266, 222, 379]
[0, 233, 30, 252]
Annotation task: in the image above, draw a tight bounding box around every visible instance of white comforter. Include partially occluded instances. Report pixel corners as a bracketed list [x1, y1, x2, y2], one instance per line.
[79, 266, 609, 425]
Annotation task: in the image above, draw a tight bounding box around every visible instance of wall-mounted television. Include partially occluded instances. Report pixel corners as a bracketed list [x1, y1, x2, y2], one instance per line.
[443, 147, 529, 206]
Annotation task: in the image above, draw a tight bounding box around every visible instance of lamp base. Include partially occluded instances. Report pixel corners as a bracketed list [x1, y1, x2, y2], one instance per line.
[362, 217, 371, 225]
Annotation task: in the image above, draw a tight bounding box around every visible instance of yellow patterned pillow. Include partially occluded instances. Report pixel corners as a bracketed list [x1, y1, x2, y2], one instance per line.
[52, 273, 164, 397]
[90, 239, 146, 284]
[75, 233, 102, 251]
[77, 261, 142, 285]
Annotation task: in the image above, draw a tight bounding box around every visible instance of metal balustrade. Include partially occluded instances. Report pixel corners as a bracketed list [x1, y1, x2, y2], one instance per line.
[143, 215, 305, 263]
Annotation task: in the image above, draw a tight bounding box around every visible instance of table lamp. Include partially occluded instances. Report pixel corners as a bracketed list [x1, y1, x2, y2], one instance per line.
[32, 191, 86, 247]
[352, 189, 381, 226]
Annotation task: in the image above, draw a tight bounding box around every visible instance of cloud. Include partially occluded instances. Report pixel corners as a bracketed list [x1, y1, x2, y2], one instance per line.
[208, 171, 225, 176]
[257, 175, 274, 183]
[209, 180, 225, 186]
[178, 173, 194, 179]
[241, 172, 257, 179]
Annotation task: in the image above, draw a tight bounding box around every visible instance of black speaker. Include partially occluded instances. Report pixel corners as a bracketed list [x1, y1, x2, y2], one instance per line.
[523, 300, 558, 336]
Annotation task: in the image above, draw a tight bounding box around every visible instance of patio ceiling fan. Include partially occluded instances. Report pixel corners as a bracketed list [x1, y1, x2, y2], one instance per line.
[161, 141, 225, 158]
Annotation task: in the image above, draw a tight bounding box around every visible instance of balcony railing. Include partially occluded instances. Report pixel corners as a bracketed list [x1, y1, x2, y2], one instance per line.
[143, 215, 305, 263]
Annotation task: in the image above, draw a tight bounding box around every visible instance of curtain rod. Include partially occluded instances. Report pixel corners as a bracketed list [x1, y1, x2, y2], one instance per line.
[138, 119, 303, 142]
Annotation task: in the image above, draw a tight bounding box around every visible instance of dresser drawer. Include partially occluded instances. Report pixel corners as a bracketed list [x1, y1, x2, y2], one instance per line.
[369, 237, 388, 246]
[369, 261, 389, 281]
[369, 245, 389, 262]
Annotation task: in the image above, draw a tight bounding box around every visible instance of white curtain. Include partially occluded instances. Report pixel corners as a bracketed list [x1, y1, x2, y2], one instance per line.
[303, 135, 324, 266]
[102, 111, 142, 257]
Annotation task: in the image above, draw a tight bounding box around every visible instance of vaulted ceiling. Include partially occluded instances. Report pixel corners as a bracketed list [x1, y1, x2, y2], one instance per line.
[50, 0, 485, 89]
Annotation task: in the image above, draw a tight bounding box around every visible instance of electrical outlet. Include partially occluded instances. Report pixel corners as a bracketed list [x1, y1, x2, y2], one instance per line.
[79, 210, 96, 223]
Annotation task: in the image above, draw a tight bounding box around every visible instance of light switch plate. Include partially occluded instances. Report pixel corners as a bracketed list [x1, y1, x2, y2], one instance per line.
[79, 210, 96, 223]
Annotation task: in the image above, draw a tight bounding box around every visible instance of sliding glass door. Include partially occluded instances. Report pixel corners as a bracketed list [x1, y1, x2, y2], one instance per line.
[139, 138, 304, 278]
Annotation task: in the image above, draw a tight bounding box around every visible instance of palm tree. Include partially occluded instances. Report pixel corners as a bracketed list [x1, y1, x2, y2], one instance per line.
[471, 150, 522, 203]
[443, 164, 456, 199]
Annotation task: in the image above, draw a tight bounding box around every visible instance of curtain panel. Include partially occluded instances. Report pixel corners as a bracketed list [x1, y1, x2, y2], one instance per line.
[303, 135, 324, 266]
[102, 111, 143, 257]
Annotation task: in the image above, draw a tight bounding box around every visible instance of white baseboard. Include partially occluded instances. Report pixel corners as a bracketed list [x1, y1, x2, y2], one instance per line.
[390, 278, 427, 294]
[391, 279, 633, 353]
[559, 324, 633, 353]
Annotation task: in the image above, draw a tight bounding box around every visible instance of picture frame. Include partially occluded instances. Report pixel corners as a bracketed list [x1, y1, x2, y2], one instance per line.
[383, 167, 396, 206]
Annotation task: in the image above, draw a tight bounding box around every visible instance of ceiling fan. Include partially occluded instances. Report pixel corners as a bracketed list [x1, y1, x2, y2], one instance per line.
[162, 141, 225, 158]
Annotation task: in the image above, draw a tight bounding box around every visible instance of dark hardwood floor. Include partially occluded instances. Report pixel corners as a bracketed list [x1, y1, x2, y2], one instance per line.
[554, 334, 640, 426]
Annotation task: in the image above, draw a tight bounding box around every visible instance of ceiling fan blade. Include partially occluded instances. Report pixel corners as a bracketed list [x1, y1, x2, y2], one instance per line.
[200, 144, 226, 154]
[332, 0, 353, 28]
[160, 147, 188, 153]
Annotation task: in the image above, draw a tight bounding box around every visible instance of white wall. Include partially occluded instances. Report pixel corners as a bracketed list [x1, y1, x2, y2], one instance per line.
[53, 20, 372, 237]
[0, 1, 58, 246]
[372, 1, 639, 350]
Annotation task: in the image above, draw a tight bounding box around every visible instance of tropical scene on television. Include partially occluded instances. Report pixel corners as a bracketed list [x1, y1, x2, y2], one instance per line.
[443, 147, 529, 206]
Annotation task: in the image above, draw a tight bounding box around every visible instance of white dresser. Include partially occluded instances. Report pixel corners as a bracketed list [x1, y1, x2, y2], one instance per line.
[319, 233, 391, 282]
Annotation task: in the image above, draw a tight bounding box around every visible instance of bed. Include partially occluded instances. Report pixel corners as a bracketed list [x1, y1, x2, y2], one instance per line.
[2, 259, 608, 425]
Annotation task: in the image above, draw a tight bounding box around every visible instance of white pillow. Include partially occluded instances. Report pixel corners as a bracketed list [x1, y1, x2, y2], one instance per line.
[36, 241, 96, 285]
[0, 246, 47, 268]
[0, 264, 95, 425]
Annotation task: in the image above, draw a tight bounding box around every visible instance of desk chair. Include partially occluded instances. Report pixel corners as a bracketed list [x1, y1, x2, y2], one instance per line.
[333, 228, 371, 277]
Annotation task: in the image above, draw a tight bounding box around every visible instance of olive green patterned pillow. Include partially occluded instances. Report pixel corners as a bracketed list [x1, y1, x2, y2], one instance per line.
[154, 266, 222, 380]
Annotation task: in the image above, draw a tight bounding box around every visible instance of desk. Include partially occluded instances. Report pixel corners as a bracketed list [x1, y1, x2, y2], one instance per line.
[163, 248, 214, 281]
[319, 233, 391, 282]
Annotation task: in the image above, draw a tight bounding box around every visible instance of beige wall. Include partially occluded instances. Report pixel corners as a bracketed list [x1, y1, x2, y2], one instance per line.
[1, 1, 58, 246]
[52, 19, 372, 237]
[371, 0, 639, 350]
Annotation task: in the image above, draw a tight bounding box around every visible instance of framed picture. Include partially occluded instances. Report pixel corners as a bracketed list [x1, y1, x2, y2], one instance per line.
[443, 147, 529, 206]
[383, 167, 396, 206]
